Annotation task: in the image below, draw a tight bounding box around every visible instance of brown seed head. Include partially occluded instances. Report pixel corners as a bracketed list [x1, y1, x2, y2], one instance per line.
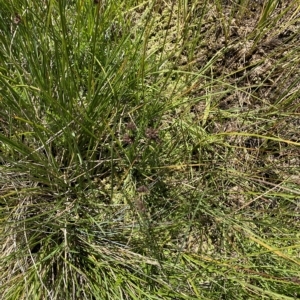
[137, 185, 149, 193]
[135, 199, 146, 213]
[126, 122, 137, 131]
[122, 133, 133, 145]
[145, 128, 160, 141]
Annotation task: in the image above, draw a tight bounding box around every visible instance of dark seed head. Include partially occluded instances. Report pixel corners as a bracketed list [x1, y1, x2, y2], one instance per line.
[122, 133, 133, 145]
[145, 128, 160, 141]
[126, 122, 137, 131]
[135, 199, 146, 213]
[137, 185, 149, 193]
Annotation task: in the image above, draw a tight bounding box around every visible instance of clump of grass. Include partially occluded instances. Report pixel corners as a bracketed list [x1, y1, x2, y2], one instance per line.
[1, 0, 300, 299]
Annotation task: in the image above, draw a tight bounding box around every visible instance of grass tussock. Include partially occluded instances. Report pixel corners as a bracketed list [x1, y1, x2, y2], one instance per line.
[0, 0, 300, 299]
